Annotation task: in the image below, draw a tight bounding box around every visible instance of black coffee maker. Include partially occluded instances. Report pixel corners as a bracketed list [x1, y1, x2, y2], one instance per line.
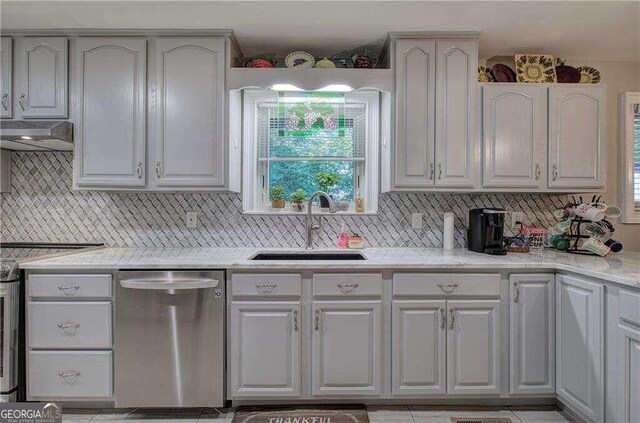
[467, 208, 507, 255]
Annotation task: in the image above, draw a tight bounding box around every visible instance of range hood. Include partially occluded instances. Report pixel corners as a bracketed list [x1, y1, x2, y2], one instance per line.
[0, 121, 73, 151]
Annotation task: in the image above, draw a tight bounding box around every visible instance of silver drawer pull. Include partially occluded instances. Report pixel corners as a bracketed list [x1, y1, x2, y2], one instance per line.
[57, 285, 80, 294]
[1, 93, 8, 111]
[314, 309, 320, 330]
[513, 282, 520, 303]
[293, 310, 299, 331]
[440, 307, 446, 330]
[449, 308, 456, 330]
[18, 94, 26, 111]
[57, 322, 80, 330]
[437, 282, 459, 293]
[337, 282, 359, 293]
[256, 282, 277, 293]
[58, 371, 81, 378]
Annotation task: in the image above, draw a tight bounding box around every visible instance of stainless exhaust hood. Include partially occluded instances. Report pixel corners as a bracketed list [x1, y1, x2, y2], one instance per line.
[0, 121, 73, 151]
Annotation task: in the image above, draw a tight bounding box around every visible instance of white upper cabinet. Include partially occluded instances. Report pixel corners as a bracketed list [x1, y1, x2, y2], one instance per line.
[73, 37, 146, 188]
[152, 38, 225, 188]
[1, 37, 12, 119]
[556, 274, 604, 423]
[434, 40, 476, 188]
[16, 37, 68, 118]
[548, 86, 606, 189]
[393, 36, 477, 190]
[394, 39, 436, 187]
[483, 85, 546, 188]
[509, 274, 555, 395]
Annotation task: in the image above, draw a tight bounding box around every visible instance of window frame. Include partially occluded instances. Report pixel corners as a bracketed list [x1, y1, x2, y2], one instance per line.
[619, 92, 640, 223]
[242, 89, 380, 214]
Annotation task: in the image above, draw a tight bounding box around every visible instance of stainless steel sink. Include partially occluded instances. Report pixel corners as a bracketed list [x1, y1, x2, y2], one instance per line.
[251, 252, 366, 261]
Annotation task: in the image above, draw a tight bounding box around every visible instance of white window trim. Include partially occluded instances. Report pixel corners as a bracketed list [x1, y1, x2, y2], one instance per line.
[242, 89, 380, 214]
[619, 92, 640, 224]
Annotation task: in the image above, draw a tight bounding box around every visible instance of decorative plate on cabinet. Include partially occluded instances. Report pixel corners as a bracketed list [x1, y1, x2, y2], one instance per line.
[491, 64, 517, 82]
[478, 66, 495, 82]
[555, 65, 581, 83]
[577, 66, 601, 83]
[515, 54, 557, 83]
[285, 51, 315, 68]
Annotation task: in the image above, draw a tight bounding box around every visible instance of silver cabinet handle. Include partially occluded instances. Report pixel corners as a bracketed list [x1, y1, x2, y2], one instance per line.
[337, 282, 359, 293]
[552, 164, 558, 181]
[57, 322, 80, 329]
[440, 307, 446, 330]
[18, 94, 25, 111]
[59, 371, 81, 378]
[535, 163, 541, 180]
[513, 282, 520, 303]
[314, 309, 320, 331]
[155, 161, 163, 178]
[136, 161, 143, 179]
[1, 93, 8, 111]
[449, 308, 456, 330]
[293, 309, 298, 331]
[57, 285, 80, 294]
[438, 163, 443, 180]
[437, 282, 459, 294]
[429, 162, 434, 180]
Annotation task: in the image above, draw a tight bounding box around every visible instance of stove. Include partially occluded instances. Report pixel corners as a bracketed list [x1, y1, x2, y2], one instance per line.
[0, 242, 104, 402]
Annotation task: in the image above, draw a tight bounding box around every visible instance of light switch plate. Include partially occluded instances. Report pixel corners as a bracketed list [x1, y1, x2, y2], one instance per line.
[186, 211, 198, 228]
[411, 212, 423, 229]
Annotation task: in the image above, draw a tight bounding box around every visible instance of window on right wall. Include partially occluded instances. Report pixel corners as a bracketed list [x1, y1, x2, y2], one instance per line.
[620, 92, 640, 223]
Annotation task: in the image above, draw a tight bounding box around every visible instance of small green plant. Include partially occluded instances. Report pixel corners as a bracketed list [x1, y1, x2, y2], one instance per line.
[315, 172, 341, 193]
[289, 189, 307, 204]
[269, 185, 285, 201]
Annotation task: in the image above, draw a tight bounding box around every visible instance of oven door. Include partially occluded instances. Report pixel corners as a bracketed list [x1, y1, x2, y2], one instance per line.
[0, 280, 18, 397]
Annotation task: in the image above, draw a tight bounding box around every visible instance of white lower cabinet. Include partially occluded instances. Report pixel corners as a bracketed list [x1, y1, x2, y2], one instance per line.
[312, 301, 382, 396]
[447, 300, 500, 395]
[392, 300, 446, 395]
[617, 323, 640, 423]
[230, 302, 301, 397]
[509, 274, 555, 394]
[556, 274, 604, 422]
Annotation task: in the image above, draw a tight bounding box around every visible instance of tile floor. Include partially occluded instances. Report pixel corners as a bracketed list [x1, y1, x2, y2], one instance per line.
[62, 406, 571, 423]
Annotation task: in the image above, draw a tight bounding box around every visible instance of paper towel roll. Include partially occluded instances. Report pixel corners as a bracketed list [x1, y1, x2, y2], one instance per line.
[444, 212, 454, 250]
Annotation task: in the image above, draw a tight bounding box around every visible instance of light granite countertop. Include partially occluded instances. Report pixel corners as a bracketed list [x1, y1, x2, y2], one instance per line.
[19, 247, 640, 288]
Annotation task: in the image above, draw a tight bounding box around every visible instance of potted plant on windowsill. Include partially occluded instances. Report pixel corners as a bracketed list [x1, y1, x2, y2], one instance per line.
[289, 189, 307, 212]
[269, 185, 286, 210]
[315, 172, 341, 208]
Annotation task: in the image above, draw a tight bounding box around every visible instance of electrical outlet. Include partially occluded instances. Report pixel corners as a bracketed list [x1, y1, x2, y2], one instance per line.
[186, 211, 198, 228]
[511, 211, 524, 228]
[411, 212, 423, 229]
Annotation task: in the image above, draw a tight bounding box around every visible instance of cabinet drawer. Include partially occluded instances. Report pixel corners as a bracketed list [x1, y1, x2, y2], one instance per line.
[28, 351, 112, 399]
[313, 274, 383, 297]
[28, 302, 112, 349]
[620, 289, 640, 326]
[29, 274, 112, 299]
[393, 273, 500, 297]
[232, 274, 301, 298]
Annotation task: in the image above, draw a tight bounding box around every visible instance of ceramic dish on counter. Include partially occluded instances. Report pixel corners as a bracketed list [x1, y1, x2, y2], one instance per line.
[491, 64, 517, 82]
[577, 66, 601, 83]
[478, 66, 495, 82]
[285, 51, 315, 68]
[515, 54, 557, 83]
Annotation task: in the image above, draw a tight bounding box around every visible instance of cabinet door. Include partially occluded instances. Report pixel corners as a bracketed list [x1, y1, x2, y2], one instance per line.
[556, 274, 604, 422]
[447, 299, 500, 395]
[434, 40, 477, 188]
[312, 301, 381, 396]
[548, 86, 606, 189]
[483, 85, 546, 188]
[509, 274, 555, 394]
[230, 302, 300, 397]
[74, 38, 146, 187]
[0, 37, 12, 119]
[392, 300, 446, 395]
[394, 39, 436, 187]
[618, 324, 640, 423]
[154, 38, 225, 187]
[16, 37, 68, 118]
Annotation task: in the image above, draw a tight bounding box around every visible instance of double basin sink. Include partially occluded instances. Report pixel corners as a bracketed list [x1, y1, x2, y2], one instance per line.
[251, 252, 366, 261]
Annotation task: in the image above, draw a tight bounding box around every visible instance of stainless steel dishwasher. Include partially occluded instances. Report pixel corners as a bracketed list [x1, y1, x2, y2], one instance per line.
[115, 270, 225, 407]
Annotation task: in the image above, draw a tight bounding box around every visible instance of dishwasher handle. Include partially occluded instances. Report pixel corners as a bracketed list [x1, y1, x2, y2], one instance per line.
[119, 278, 219, 290]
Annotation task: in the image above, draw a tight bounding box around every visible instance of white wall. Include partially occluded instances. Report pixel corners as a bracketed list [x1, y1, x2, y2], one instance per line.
[564, 60, 640, 252]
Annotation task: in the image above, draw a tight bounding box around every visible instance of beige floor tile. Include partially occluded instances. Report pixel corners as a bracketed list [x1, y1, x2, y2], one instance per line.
[367, 405, 414, 423]
[409, 405, 450, 418]
[91, 409, 138, 421]
[512, 410, 569, 423]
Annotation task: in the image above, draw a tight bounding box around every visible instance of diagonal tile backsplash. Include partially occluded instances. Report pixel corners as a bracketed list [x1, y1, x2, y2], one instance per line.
[0, 152, 567, 248]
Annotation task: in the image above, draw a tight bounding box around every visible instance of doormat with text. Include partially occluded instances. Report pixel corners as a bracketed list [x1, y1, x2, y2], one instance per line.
[232, 405, 369, 423]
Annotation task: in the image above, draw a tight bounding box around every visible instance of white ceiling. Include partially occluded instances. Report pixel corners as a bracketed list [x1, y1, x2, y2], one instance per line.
[2, 1, 639, 62]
